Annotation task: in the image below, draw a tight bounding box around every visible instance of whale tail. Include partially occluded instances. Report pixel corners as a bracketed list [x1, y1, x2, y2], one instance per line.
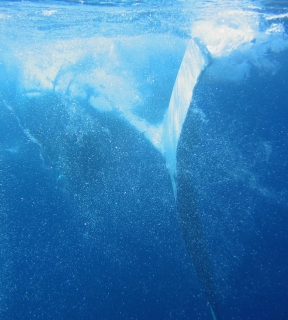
[120, 37, 219, 319]
[165, 39, 220, 319]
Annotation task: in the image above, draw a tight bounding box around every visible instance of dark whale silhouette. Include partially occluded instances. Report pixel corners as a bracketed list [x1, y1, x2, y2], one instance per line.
[177, 107, 220, 320]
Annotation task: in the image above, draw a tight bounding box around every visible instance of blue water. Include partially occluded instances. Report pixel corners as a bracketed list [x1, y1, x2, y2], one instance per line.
[0, 1, 288, 319]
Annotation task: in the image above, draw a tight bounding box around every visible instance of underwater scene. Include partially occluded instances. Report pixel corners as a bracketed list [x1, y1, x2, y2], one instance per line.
[0, 0, 288, 319]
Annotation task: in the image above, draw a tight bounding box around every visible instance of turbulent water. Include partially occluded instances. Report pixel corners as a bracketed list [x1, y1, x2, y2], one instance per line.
[0, 0, 288, 319]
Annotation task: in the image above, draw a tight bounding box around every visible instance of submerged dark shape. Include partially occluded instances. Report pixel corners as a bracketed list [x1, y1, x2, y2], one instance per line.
[155, 38, 219, 319]
[176, 110, 220, 320]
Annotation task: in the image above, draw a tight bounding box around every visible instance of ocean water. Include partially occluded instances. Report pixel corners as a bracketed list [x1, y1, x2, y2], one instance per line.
[0, 0, 287, 319]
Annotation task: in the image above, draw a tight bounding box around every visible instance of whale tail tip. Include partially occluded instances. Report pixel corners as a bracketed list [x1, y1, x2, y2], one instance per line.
[210, 304, 219, 320]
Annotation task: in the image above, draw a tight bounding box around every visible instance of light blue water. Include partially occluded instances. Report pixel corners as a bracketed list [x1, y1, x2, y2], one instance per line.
[0, 1, 288, 319]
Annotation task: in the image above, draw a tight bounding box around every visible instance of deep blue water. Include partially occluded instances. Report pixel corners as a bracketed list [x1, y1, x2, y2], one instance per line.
[190, 51, 288, 319]
[0, 1, 288, 319]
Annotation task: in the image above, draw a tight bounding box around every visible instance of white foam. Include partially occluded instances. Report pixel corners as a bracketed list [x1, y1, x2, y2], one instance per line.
[17, 37, 117, 95]
[265, 13, 288, 21]
[191, 9, 288, 82]
[3, 100, 42, 148]
[192, 10, 258, 57]
[42, 10, 57, 16]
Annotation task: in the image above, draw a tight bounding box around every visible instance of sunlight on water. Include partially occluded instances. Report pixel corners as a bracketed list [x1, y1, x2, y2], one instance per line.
[0, 0, 287, 319]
